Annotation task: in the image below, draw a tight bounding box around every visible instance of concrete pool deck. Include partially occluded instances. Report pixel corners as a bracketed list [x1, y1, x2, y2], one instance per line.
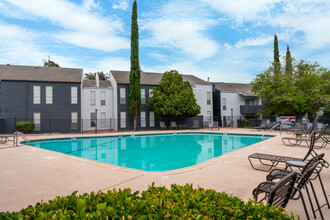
[0, 128, 329, 219]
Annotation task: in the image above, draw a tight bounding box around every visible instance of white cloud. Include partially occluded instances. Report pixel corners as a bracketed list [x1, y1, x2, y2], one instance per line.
[112, 0, 129, 10]
[235, 35, 273, 48]
[82, 0, 101, 11]
[3, 0, 129, 51]
[0, 22, 76, 67]
[142, 0, 220, 60]
[88, 56, 131, 74]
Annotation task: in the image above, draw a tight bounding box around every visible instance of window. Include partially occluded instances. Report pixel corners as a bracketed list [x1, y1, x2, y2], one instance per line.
[101, 112, 106, 127]
[207, 111, 212, 124]
[149, 111, 155, 127]
[222, 98, 226, 110]
[46, 86, 53, 104]
[100, 91, 106, 106]
[245, 99, 255, 105]
[120, 88, 126, 104]
[90, 112, 96, 127]
[141, 89, 146, 104]
[90, 91, 96, 106]
[120, 112, 126, 128]
[33, 86, 40, 104]
[140, 111, 146, 127]
[71, 86, 78, 104]
[149, 89, 153, 98]
[33, 113, 41, 131]
[71, 112, 78, 130]
[206, 92, 211, 105]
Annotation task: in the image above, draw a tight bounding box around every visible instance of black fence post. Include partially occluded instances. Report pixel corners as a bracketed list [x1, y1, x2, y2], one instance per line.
[81, 119, 83, 134]
[110, 118, 112, 133]
[49, 119, 52, 134]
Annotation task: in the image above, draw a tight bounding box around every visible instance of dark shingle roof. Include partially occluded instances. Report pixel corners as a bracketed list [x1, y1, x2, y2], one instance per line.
[214, 82, 256, 96]
[110, 70, 211, 86]
[82, 80, 112, 88]
[0, 64, 82, 83]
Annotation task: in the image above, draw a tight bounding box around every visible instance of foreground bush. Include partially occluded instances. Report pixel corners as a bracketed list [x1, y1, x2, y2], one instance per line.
[15, 121, 35, 133]
[0, 184, 296, 219]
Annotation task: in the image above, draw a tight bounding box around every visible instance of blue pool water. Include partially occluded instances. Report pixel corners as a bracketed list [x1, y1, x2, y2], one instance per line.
[28, 133, 270, 171]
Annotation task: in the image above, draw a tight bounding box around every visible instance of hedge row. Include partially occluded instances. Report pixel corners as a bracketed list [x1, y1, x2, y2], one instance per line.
[0, 183, 296, 219]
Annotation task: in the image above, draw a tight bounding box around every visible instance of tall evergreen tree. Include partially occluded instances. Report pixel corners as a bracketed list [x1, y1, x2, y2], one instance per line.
[273, 34, 281, 75]
[129, 0, 141, 131]
[285, 45, 292, 75]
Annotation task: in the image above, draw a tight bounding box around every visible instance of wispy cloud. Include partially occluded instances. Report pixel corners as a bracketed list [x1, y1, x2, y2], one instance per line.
[112, 0, 129, 11]
[235, 35, 273, 48]
[3, 0, 129, 52]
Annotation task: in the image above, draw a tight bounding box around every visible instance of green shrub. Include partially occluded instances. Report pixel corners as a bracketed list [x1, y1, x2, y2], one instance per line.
[0, 184, 296, 219]
[244, 126, 252, 129]
[15, 121, 35, 133]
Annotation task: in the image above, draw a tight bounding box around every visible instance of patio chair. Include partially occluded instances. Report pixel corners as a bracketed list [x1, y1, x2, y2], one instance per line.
[282, 124, 328, 148]
[191, 120, 200, 129]
[292, 124, 315, 137]
[267, 153, 330, 219]
[169, 121, 177, 130]
[251, 119, 268, 131]
[160, 121, 167, 130]
[252, 171, 297, 209]
[248, 132, 317, 172]
[209, 121, 219, 130]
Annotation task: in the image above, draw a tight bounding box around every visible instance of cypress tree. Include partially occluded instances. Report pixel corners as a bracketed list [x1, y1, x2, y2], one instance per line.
[273, 34, 281, 75]
[129, 0, 141, 131]
[285, 45, 292, 75]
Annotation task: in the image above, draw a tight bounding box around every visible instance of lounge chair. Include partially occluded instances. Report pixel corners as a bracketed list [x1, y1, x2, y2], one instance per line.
[160, 121, 167, 130]
[252, 171, 297, 209]
[203, 121, 210, 129]
[291, 124, 315, 137]
[169, 121, 177, 130]
[248, 132, 317, 172]
[254, 159, 322, 220]
[0, 134, 14, 144]
[209, 121, 219, 130]
[191, 120, 200, 129]
[251, 119, 268, 131]
[282, 124, 328, 148]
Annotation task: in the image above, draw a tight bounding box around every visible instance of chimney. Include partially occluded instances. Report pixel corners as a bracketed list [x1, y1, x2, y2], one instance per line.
[96, 74, 99, 88]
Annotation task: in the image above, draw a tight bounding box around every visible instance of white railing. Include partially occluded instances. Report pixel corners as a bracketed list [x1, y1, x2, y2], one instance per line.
[262, 123, 282, 138]
[14, 132, 32, 146]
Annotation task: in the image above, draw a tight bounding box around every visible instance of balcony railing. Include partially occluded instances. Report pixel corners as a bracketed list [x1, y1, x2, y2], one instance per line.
[240, 105, 266, 114]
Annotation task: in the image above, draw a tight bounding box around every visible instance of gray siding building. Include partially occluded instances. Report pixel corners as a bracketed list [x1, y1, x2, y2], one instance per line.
[0, 64, 82, 134]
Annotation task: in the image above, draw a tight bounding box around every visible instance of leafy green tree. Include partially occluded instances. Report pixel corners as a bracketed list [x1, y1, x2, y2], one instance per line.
[251, 60, 330, 123]
[44, 60, 60, 67]
[285, 45, 292, 75]
[129, 0, 141, 131]
[273, 34, 281, 75]
[148, 70, 201, 117]
[84, 72, 109, 80]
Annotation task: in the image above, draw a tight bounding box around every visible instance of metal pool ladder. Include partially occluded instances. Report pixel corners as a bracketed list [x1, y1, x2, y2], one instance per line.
[262, 122, 282, 138]
[14, 132, 32, 146]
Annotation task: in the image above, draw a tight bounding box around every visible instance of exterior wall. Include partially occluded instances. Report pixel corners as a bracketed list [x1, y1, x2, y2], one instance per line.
[0, 80, 81, 134]
[117, 84, 159, 131]
[81, 87, 113, 131]
[192, 84, 213, 122]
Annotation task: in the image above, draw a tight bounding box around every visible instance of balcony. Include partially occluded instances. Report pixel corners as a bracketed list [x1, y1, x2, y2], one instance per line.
[240, 105, 266, 115]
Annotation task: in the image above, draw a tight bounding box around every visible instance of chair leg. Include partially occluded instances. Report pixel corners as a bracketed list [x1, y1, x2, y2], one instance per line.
[296, 188, 311, 220]
[317, 171, 330, 209]
[305, 184, 317, 219]
[248, 157, 276, 172]
[309, 180, 324, 220]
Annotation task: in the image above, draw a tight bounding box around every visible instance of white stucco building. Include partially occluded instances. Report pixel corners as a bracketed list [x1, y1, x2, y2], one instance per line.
[81, 76, 115, 132]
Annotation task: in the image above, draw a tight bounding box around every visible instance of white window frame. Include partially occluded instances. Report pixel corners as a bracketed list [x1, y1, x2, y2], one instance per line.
[46, 86, 53, 104]
[71, 86, 78, 104]
[120, 112, 126, 128]
[100, 91, 106, 106]
[141, 89, 146, 104]
[141, 111, 146, 127]
[90, 91, 96, 106]
[101, 112, 106, 127]
[206, 92, 211, 105]
[33, 112, 41, 131]
[120, 88, 126, 104]
[33, 86, 40, 104]
[71, 112, 78, 130]
[149, 111, 155, 127]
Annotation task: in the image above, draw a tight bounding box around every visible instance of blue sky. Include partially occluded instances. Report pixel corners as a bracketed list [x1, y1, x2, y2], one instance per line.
[0, 0, 330, 83]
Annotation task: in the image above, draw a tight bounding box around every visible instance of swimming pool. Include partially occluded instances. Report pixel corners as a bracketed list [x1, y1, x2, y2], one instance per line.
[28, 133, 271, 171]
